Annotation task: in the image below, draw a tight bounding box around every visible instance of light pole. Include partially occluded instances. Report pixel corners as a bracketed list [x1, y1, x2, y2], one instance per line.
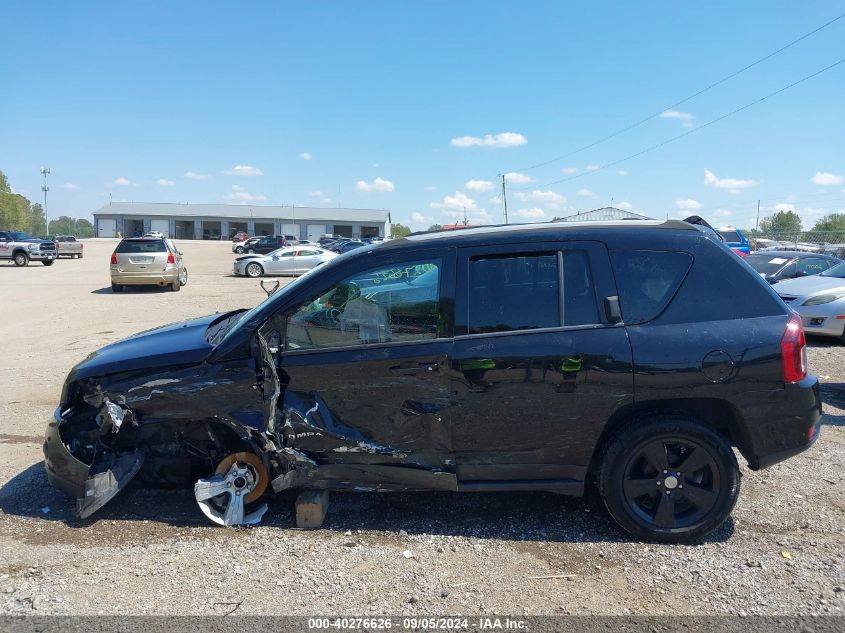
[40, 167, 51, 230]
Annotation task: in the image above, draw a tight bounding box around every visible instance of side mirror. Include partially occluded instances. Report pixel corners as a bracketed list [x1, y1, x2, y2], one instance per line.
[795, 271, 808, 277]
[604, 296, 622, 323]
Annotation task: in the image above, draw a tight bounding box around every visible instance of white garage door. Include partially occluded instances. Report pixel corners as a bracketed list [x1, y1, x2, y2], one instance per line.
[150, 219, 170, 237]
[306, 224, 326, 242]
[281, 223, 300, 239]
[97, 218, 117, 238]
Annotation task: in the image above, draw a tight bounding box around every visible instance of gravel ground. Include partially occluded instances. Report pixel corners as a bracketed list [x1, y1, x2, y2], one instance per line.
[0, 239, 843, 616]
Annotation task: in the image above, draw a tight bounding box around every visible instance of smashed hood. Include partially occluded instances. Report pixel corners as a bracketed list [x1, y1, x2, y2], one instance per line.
[70, 315, 218, 380]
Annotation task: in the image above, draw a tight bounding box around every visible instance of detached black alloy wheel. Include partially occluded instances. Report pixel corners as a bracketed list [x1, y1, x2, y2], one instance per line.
[600, 416, 739, 543]
[13, 252, 29, 267]
[246, 262, 263, 278]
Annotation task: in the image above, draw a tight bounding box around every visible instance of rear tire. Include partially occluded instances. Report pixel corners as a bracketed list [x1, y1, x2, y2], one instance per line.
[170, 278, 181, 291]
[599, 415, 739, 543]
[13, 252, 29, 267]
[179, 268, 188, 286]
[111, 284, 123, 293]
[42, 259, 55, 266]
[245, 262, 263, 278]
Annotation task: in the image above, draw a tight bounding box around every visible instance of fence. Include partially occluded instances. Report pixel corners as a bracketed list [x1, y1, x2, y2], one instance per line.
[745, 230, 845, 256]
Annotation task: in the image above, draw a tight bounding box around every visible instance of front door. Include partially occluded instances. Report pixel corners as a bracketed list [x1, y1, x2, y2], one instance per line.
[272, 251, 458, 489]
[450, 241, 634, 484]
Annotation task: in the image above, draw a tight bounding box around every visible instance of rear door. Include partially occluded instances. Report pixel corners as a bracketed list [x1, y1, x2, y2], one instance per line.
[450, 241, 634, 483]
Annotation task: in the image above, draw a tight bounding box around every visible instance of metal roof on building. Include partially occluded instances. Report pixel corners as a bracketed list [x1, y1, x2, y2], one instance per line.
[93, 202, 389, 222]
[555, 207, 653, 222]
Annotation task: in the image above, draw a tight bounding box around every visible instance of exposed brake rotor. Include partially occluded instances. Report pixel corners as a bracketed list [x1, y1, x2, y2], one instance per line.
[194, 451, 269, 526]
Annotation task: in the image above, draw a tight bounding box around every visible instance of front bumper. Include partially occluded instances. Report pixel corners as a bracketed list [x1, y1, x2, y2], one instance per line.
[30, 251, 56, 261]
[798, 313, 845, 338]
[43, 408, 89, 498]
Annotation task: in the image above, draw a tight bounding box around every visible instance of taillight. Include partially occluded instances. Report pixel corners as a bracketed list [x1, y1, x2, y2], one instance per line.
[167, 252, 175, 264]
[110, 252, 117, 265]
[781, 313, 807, 383]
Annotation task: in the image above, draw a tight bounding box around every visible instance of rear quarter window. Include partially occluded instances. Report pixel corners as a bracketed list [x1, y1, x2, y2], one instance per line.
[611, 251, 692, 323]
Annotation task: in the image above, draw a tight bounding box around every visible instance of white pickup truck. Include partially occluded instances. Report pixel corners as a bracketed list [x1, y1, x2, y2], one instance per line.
[0, 230, 58, 266]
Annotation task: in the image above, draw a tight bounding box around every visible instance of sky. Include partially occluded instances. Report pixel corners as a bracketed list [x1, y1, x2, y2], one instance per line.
[1, 1, 844, 232]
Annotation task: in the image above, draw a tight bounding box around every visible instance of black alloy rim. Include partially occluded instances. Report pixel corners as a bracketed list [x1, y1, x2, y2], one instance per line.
[622, 436, 721, 530]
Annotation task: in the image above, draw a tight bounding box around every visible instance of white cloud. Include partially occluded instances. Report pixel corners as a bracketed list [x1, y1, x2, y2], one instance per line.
[450, 132, 527, 148]
[113, 177, 132, 186]
[585, 165, 600, 172]
[504, 171, 532, 184]
[616, 201, 633, 211]
[713, 208, 732, 217]
[227, 190, 267, 202]
[617, 170, 628, 176]
[465, 179, 495, 192]
[308, 190, 324, 197]
[703, 168, 757, 193]
[157, 178, 175, 187]
[514, 189, 566, 210]
[61, 182, 80, 190]
[355, 177, 395, 193]
[774, 202, 795, 213]
[576, 188, 596, 197]
[184, 171, 211, 180]
[223, 164, 263, 177]
[810, 171, 843, 186]
[675, 198, 702, 211]
[430, 191, 491, 222]
[423, 185, 437, 191]
[560, 167, 578, 174]
[299, 152, 313, 161]
[515, 208, 546, 220]
[231, 184, 245, 192]
[411, 212, 432, 224]
[660, 110, 695, 128]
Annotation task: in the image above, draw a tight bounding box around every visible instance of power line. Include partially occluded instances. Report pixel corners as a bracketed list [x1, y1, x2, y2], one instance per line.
[509, 11, 845, 174]
[519, 57, 845, 191]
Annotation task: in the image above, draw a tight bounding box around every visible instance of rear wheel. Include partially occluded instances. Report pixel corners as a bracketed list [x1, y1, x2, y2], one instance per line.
[179, 268, 188, 286]
[42, 259, 55, 266]
[13, 252, 28, 267]
[170, 278, 181, 291]
[599, 415, 739, 543]
[111, 283, 123, 293]
[245, 262, 263, 278]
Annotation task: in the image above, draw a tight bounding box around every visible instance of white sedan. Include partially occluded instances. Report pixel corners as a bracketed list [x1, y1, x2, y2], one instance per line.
[233, 246, 337, 278]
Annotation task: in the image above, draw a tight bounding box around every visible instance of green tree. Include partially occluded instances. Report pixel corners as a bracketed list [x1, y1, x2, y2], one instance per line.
[812, 213, 845, 232]
[391, 223, 412, 237]
[760, 210, 802, 236]
[75, 218, 95, 238]
[49, 215, 79, 235]
[29, 203, 47, 236]
[427, 224, 443, 231]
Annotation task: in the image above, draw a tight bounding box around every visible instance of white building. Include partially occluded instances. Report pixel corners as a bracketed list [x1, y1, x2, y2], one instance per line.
[92, 202, 390, 241]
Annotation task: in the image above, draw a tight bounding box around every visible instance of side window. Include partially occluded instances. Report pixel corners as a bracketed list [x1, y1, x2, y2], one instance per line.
[796, 258, 828, 276]
[779, 262, 797, 278]
[468, 253, 559, 334]
[611, 251, 692, 323]
[563, 251, 599, 326]
[286, 259, 442, 350]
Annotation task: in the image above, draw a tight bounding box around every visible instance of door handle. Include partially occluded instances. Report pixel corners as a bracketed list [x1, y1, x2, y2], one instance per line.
[389, 362, 439, 375]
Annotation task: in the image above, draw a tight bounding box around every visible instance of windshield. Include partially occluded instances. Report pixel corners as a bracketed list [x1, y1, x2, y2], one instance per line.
[820, 261, 845, 278]
[744, 254, 791, 275]
[718, 230, 742, 243]
[9, 232, 36, 241]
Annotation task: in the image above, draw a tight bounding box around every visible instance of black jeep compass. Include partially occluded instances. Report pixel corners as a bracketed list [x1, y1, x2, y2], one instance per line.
[44, 219, 822, 542]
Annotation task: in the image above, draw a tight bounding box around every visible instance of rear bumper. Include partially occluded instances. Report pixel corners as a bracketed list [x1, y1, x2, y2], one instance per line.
[111, 269, 179, 285]
[750, 374, 823, 470]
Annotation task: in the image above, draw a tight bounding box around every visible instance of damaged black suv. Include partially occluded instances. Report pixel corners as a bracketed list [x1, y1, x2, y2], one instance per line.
[44, 220, 822, 542]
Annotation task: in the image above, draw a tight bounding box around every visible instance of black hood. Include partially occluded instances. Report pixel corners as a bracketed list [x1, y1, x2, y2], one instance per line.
[68, 314, 218, 381]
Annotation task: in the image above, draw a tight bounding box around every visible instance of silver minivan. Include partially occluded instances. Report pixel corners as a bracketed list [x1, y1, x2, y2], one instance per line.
[110, 237, 187, 292]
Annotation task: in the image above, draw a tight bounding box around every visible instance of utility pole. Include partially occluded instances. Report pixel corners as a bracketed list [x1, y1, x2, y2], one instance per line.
[755, 199, 761, 232]
[40, 167, 50, 229]
[499, 174, 508, 224]
[462, 206, 467, 226]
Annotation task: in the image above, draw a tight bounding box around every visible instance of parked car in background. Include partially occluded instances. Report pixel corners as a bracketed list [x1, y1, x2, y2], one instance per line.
[821, 244, 845, 260]
[233, 237, 260, 254]
[110, 237, 188, 292]
[233, 245, 336, 277]
[0, 230, 58, 266]
[283, 234, 299, 246]
[144, 231, 164, 238]
[362, 236, 384, 244]
[55, 235, 84, 259]
[46, 219, 821, 541]
[232, 231, 250, 242]
[318, 236, 339, 247]
[244, 235, 286, 254]
[333, 240, 366, 254]
[774, 260, 845, 342]
[744, 251, 841, 284]
[717, 228, 750, 254]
